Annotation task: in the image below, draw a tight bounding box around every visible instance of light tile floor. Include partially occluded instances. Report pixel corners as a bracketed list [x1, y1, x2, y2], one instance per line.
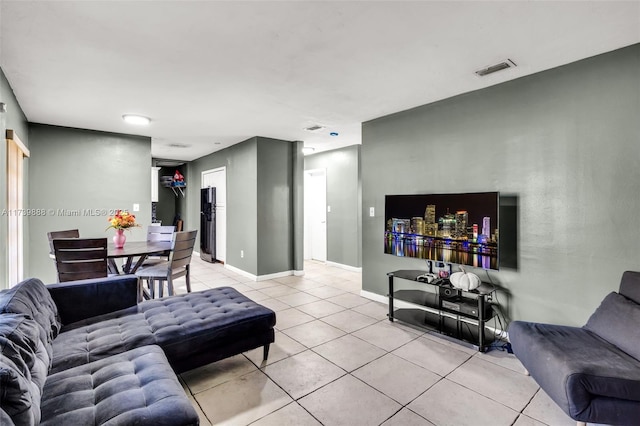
[163, 257, 578, 426]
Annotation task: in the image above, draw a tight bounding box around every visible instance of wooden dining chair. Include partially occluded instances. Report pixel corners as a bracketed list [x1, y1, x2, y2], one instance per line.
[141, 225, 175, 266]
[135, 230, 197, 298]
[52, 238, 108, 282]
[47, 229, 80, 258]
[147, 225, 176, 242]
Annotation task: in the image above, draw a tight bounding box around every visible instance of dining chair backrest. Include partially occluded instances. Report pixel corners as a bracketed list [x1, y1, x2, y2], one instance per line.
[52, 238, 108, 282]
[145, 225, 174, 262]
[136, 230, 198, 298]
[169, 230, 198, 272]
[147, 225, 175, 242]
[47, 229, 80, 256]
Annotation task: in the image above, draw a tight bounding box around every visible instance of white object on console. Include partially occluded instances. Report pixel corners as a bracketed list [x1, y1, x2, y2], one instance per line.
[450, 271, 481, 291]
[416, 273, 437, 283]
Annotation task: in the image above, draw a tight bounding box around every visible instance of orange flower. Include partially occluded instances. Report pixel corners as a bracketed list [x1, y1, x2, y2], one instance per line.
[106, 209, 141, 231]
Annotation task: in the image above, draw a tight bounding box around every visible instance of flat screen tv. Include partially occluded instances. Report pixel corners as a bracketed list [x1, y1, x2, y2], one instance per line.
[385, 192, 499, 270]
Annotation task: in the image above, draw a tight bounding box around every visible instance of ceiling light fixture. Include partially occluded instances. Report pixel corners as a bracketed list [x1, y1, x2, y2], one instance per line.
[329, 132, 339, 137]
[302, 147, 315, 155]
[474, 59, 517, 77]
[122, 114, 151, 125]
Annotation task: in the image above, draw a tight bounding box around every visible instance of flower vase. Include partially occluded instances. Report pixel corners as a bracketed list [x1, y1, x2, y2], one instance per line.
[113, 229, 126, 248]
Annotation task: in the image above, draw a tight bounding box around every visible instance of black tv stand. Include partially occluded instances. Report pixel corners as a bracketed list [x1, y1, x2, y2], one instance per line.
[387, 269, 497, 352]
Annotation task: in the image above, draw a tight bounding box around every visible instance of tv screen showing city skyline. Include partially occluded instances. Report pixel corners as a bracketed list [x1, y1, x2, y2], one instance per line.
[384, 192, 499, 270]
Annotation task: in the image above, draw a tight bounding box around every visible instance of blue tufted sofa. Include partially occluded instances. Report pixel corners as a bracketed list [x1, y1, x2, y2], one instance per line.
[0, 274, 276, 425]
[509, 271, 640, 426]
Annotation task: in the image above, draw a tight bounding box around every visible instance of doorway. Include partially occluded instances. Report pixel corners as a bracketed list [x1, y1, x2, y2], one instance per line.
[6, 130, 29, 285]
[201, 167, 226, 263]
[304, 169, 327, 262]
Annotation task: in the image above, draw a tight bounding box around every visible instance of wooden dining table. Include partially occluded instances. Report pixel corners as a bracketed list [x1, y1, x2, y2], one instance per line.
[107, 241, 172, 275]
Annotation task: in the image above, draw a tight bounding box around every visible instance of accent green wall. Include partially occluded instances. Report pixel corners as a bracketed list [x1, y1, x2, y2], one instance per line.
[189, 138, 259, 274]
[187, 136, 300, 277]
[28, 124, 152, 283]
[257, 138, 294, 275]
[362, 44, 640, 326]
[305, 145, 362, 268]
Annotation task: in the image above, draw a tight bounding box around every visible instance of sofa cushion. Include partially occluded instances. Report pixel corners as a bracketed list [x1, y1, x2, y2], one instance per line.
[0, 355, 39, 425]
[40, 345, 198, 426]
[584, 292, 640, 361]
[50, 313, 156, 374]
[619, 271, 640, 304]
[0, 313, 51, 426]
[0, 278, 61, 350]
[509, 321, 640, 418]
[135, 286, 276, 364]
[0, 408, 15, 425]
[52, 287, 276, 373]
[0, 314, 41, 378]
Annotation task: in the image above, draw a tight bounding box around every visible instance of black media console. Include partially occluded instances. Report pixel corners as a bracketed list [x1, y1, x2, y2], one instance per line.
[387, 269, 497, 352]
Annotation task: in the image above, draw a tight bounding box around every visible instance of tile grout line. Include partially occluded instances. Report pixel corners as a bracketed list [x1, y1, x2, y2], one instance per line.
[187, 259, 545, 426]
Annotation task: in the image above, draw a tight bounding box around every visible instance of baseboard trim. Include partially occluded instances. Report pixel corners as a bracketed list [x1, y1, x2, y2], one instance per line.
[224, 264, 256, 280]
[224, 264, 295, 282]
[326, 261, 362, 273]
[360, 290, 388, 304]
[294, 270, 305, 276]
[257, 270, 295, 281]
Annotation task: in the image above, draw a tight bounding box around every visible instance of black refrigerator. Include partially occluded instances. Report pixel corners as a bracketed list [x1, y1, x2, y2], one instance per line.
[200, 187, 216, 262]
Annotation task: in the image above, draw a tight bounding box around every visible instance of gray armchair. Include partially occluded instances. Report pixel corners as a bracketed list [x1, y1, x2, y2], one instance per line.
[508, 271, 640, 426]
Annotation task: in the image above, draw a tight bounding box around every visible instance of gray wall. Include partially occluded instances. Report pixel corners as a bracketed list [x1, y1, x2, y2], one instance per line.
[0, 69, 29, 146]
[0, 68, 30, 288]
[187, 138, 259, 274]
[257, 138, 294, 275]
[292, 141, 304, 272]
[362, 44, 640, 326]
[28, 124, 152, 282]
[305, 145, 362, 268]
[187, 136, 300, 277]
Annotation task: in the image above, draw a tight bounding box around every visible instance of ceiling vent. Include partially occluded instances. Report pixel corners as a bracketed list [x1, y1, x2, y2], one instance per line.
[304, 125, 326, 132]
[167, 143, 191, 149]
[154, 159, 186, 167]
[475, 59, 516, 77]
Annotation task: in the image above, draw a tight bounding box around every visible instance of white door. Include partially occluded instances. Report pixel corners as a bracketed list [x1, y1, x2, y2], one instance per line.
[304, 170, 327, 262]
[202, 167, 226, 263]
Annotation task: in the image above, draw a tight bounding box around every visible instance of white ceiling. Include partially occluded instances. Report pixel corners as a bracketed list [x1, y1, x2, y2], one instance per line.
[1, 1, 639, 161]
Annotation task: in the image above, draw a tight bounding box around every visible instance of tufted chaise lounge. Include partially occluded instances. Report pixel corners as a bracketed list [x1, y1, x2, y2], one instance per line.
[0, 274, 276, 425]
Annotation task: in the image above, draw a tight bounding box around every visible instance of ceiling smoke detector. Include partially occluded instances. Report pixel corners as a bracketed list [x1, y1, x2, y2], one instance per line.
[304, 125, 326, 132]
[475, 59, 517, 77]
